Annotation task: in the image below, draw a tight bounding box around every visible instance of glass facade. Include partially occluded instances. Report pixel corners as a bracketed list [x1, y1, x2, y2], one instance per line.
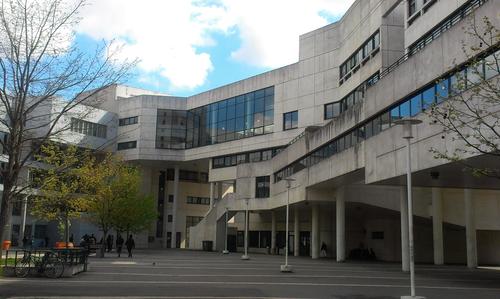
[70, 118, 107, 138]
[156, 86, 274, 149]
[212, 147, 283, 169]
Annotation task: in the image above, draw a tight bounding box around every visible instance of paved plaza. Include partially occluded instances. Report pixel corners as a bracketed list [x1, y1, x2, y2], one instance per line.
[1, 249, 500, 299]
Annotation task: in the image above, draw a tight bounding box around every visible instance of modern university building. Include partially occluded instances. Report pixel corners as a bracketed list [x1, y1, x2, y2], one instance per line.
[9, 0, 500, 268]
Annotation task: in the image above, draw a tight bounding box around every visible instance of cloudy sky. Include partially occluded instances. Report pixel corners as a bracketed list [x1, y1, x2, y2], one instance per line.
[76, 0, 355, 96]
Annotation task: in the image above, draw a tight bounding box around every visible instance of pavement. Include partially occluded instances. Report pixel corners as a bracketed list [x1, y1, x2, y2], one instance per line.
[1, 249, 500, 299]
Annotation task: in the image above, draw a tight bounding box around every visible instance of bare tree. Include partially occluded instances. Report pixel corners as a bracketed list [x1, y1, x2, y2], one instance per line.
[0, 0, 136, 250]
[428, 15, 500, 178]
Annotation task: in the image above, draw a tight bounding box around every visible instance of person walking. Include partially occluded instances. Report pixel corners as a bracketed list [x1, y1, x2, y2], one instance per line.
[116, 234, 124, 257]
[125, 235, 135, 258]
[321, 242, 327, 258]
[106, 235, 113, 252]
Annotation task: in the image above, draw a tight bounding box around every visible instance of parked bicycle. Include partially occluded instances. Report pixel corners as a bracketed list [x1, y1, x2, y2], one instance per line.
[14, 250, 64, 278]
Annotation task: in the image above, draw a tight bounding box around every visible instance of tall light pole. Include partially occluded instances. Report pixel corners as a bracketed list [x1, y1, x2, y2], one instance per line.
[394, 118, 424, 299]
[222, 207, 229, 254]
[241, 198, 250, 260]
[281, 178, 295, 272]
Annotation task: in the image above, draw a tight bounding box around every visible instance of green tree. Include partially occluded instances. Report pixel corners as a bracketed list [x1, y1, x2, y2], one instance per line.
[428, 16, 500, 178]
[81, 154, 154, 257]
[30, 144, 90, 246]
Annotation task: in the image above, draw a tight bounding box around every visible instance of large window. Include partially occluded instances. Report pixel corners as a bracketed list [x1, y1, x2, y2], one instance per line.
[283, 111, 298, 131]
[156, 87, 274, 149]
[156, 110, 187, 149]
[187, 196, 210, 205]
[255, 176, 270, 198]
[70, 118, 107, 138]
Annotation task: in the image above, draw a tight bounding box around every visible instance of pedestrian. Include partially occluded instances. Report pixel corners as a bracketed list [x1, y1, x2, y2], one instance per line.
[106, 235, 113, 252]
[125, 235, 135, 258]
[321, 242, 327, 257]
[44, 236, 50, 248]
[116, 234, 124, 257]
[69, 234, 74, 243]
[22, 235, 28, 249]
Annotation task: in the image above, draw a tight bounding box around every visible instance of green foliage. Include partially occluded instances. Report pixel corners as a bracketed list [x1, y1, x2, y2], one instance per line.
[30, 143, 91, 241]
[80, 154, 155, 257]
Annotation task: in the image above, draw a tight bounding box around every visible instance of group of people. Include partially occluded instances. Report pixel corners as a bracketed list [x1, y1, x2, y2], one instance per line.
[80, 233, 135, 257]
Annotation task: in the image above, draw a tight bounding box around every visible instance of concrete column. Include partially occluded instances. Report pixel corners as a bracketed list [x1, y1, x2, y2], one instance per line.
[336, 188, 345, 262]
[171, 167, 180, 249]
[311, 204, 319, 259]
[209, 182, 215, 209]
[400, 186, 410, 272]
[271, 211, 276, 254]
[294, 207, 299, 257]
[217, 182, 223, 201]
[432, 187, 444, 265]
[464, 189, 478, 268]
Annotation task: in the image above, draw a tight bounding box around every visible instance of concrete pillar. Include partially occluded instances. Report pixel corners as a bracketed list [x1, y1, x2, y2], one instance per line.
[294, 207, 299, 257]
[171, 166, 180, 249]
[400, 186, 410, 272]
[217, 182, 223, 201]
[336, 188, 345, 262]
[432, 187, 444, 265]
[271, 211, 276, 254]
[464, 189, 478, 268]
[311, 204, 319, 259]
[209, 182, 215, 209]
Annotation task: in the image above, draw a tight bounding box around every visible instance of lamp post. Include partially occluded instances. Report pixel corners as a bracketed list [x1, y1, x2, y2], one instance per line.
[241, 198, 250, 260]
[394, 118, 424, 299]
[222, 207, 229, 254]
[281, 178, 295, 272]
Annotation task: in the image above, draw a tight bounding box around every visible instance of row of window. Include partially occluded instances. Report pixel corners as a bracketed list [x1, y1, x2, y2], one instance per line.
[339, 31, 380, 84]
[212, 147, 283, 169]
[408, 0, 436, 25]
[186, 196, 210, 205]
[324, 72, 380, 120]
[408, 0, 487, 55]
[283, 111, 298, 131]
[119, 116, 138, 126]
[117, 140, 137, 150]
[156, 87, 274, 149]
[275, 49, 499, 183]
[70, 118, 107, 138]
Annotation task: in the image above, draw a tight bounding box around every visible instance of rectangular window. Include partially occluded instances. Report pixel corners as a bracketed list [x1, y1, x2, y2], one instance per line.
[255, 176, 270, 198]
[117, 141, 137, 150]
[283, 111, 298, 130]
[167, 215, 173, 222]
[422, 86, 436, 110]
[119, 116, 138, 126]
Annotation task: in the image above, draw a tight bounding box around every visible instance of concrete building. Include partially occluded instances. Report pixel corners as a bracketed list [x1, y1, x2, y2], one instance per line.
[6, 0, 500, 267]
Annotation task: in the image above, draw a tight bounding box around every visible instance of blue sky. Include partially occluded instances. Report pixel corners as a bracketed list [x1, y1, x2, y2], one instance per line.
[76, 0, 354, 97]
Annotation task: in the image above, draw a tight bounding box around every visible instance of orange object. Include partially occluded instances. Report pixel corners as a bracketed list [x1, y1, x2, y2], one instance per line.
[55, 241, 74, 248]
[2, 240, 11, 250]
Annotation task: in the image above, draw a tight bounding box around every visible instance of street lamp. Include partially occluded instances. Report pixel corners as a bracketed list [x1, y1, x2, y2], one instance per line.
[281, 178, 295, 273]
[241, 198, 250, 260]
[394, 118, 424, 299]
[222, 207, 229, 254]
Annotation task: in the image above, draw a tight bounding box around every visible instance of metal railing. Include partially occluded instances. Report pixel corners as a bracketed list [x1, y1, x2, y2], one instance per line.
[3, 248, 89, 271]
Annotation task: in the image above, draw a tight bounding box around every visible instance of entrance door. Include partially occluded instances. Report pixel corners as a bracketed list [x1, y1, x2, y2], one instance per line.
[288, 233, 294, 255]
[299, 231, 310, 256]
[176, 232, 181, 248]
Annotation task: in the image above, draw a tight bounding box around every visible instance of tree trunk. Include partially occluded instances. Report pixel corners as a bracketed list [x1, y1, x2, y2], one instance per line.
[65, 212, 70, 249]
[99, 231, 107, 258]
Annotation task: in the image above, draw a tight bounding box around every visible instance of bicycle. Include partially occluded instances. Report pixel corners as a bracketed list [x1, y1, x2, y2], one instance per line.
[14, 250, 65, 278]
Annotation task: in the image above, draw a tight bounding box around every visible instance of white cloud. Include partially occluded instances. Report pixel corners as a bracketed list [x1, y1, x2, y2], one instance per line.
[77, 0, 353, 90]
